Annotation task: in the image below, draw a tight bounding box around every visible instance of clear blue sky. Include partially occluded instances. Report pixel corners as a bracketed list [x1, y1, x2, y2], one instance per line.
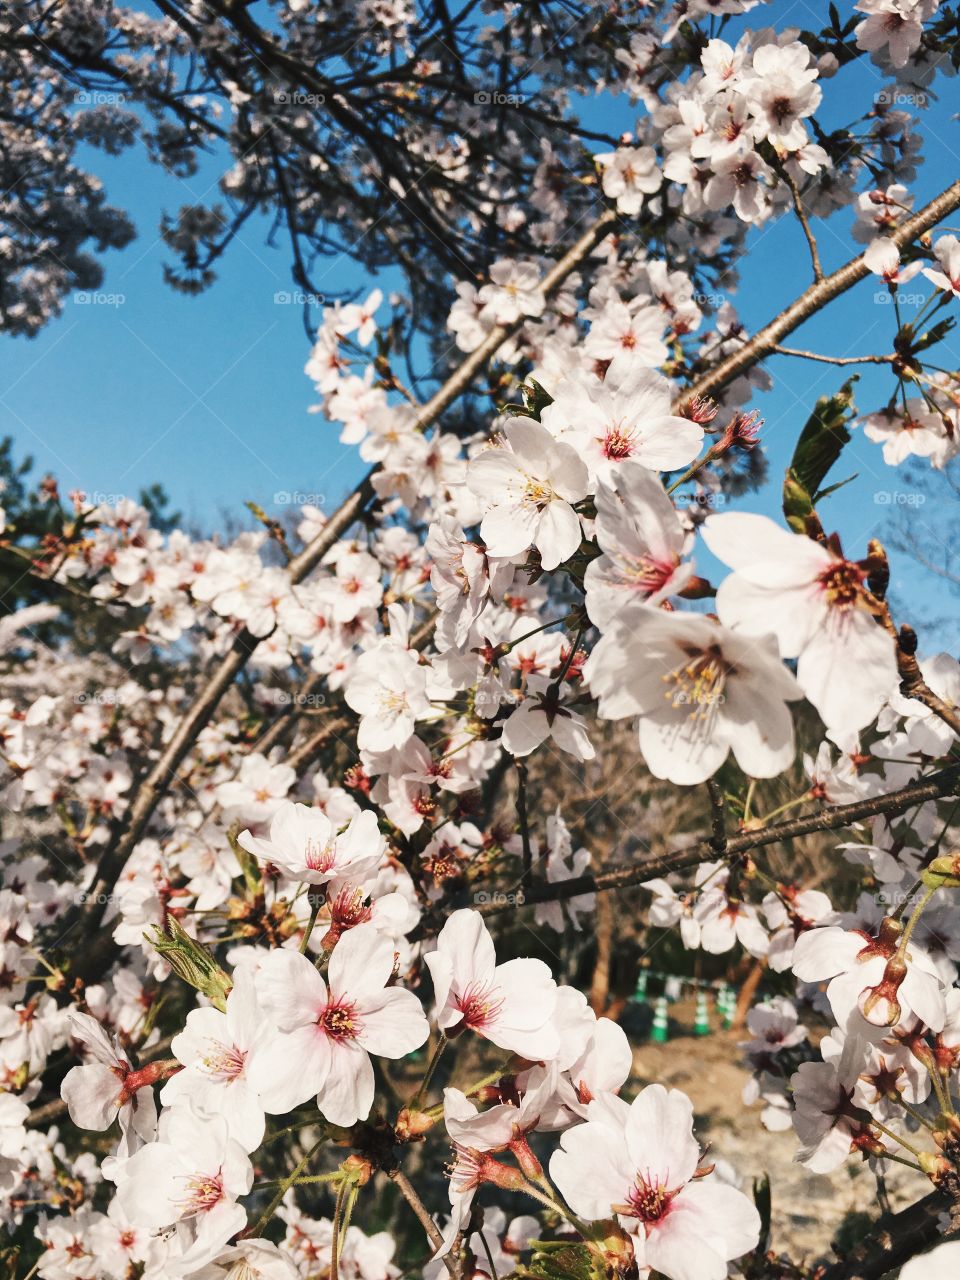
[1, 0, 957, 642]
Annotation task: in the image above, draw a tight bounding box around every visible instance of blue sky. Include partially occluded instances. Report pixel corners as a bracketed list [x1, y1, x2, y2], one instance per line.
[1, 0, 957, 641]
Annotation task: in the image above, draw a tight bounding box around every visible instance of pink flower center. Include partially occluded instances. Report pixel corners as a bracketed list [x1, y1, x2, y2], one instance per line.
[177, 1171, 224, 1217]
[626, 1173, 675, 1229]
[631, 554, 678, 595]
[319, 996, 360, 1040]
[600, 422, 637, 459]
[456, 980, 505, 1031]
[304, 837, 337, 873]
[817, 560, 866, 608]
[200, 1039, 247, 1081]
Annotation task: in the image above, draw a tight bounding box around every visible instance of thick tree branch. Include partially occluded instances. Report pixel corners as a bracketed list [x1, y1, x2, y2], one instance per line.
[817, 1191, 951, 1279]
[476, 765, 960, 914]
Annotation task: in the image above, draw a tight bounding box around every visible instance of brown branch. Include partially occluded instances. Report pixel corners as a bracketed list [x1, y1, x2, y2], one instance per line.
[679, 177, 960, 406]
[816, 1191, 951, 1279]
[896, 627, 960, 738]
[782, 169, 824, 282]
[476, 765, 960, 915]
[706, 778, 727, 856]
[384, 1167, 458, 1278]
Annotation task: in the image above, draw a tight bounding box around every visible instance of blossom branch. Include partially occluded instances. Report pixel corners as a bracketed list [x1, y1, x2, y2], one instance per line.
[71, 208, 618, 949]
[818, 1190, 951, 1279]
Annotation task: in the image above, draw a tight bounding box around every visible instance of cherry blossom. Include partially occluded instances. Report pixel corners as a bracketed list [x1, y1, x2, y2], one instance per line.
[550, 1085, 761, 1280]
[539, 367, 703, 486]
[160, 972, 270, 1152]
[792, 921, 947, 1036]
[584, 604, 801, 785]
[466, 420, 589, 570]
[703, 513, 898, 731]
[61, 1012, 158, 1146]
[237, 802, 385, 887]
[425, 909, 560, 1059]
[584, 460, 694, 627]
[595, 145, 662, 215]
[922, 233, 960, 297]
[253, 924, 429, 1125]
[115, 1108, 252, 1273]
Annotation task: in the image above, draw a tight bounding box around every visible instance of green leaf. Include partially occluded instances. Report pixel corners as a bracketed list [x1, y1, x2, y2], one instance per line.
[813, 471, 858, 503]
[782, 377, 858, 532]
[498, 379, 554, 421]
[783, 469, 815, 535]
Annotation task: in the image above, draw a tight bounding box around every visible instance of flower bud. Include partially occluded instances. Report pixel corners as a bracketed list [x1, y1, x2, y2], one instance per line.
[146, 919, 232, 1011]
[394, 1107, 436, 1142]
[342, 1154, 374, 1186]
[858, 954, 907, 1027]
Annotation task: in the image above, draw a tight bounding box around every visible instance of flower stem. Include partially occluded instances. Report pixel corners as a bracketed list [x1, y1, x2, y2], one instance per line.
[300, 893, 323, 954]
[247, 1139, 325, 1237]
[329, 1169, 349, 1280]
[871, 1118, 926, 1160]
[412, 1032, 448, 1109]
[897, 882, 939, 957]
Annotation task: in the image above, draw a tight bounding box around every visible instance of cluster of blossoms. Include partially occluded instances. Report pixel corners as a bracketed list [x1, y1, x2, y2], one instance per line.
[4, 0, 960, 1277]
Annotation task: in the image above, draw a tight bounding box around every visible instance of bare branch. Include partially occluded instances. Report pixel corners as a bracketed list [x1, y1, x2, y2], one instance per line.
[679, 178, 960, 407]
[818, 1191, 951, 1280]
[772, 345, 894, 366]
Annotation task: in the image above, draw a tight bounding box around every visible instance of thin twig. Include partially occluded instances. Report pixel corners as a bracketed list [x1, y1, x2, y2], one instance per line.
[782, 168, 824, 282]
[772, 345, 894, 366]
[678, 177, 960, 407]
